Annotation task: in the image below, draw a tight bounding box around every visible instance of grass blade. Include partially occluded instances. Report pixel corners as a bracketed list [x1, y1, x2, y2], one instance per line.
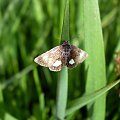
[66, 80, 120, 116]
[1, 64, 34, 90]
[102, 8, 118, 28]
[56, 0, 69, 119]
[33, 68, 45, 120]
[56, 67, 68, 120]
[61, 0, 69, 42]
[83, 0, 106, 119]
[4, 113, 17, 120]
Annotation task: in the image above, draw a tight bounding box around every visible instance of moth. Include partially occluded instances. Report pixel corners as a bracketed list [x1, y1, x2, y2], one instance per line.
[34, 41, 88, 72]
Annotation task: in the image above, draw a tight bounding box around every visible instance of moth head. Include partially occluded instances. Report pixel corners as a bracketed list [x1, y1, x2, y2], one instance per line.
[61, 41, 71, 50]
[62, 40, 69, 45]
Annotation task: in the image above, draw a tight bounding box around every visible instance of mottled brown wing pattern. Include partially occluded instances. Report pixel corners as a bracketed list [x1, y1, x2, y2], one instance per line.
[34, 46, 62, 71]
[49, 58, 63, 71]
[67, 45, 88, 68]
[34, 41, 88, 71]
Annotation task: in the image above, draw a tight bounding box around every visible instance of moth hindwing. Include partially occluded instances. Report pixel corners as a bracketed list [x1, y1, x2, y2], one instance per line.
[34, 41, 88, 72]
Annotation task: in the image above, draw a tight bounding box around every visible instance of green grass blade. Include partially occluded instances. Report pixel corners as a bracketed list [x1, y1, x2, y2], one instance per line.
[0, 84, 3, 102]
[1, 64, 34, 90]
[56, 67, 68, 120]
[56, 0, 69, 119]
[83, 0, 106, 119]
[61, 0, 69, 42]
[32, 0, 44, 24]
[107, 39, 120, 81]
[33, 68, 46, 120]
[0, 84, 4, 119]
[102, 8, 118, 28]
[33, 68, 42, 94]
[4, 113, 18, 120]
[66, 80, 120, 116]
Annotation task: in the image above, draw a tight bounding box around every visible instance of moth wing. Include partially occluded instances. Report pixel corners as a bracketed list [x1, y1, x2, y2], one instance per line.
[34, 46, 63, 71]
[67, 45, 88, 68]
[49, 58, 62, 71]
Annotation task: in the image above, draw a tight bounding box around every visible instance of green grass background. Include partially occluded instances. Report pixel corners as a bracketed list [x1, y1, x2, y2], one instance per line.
[0, 0, 120, 120]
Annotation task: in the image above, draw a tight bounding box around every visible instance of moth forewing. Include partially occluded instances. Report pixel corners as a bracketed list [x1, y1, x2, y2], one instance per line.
[49, 65, 62, 71]
[34, 53, 49, 67]
[49, 59, 62, 71]
[34, 46, 61, 68]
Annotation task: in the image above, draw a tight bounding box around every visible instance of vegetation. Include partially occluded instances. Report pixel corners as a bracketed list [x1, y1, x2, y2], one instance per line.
[0, 0, 120, 120]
